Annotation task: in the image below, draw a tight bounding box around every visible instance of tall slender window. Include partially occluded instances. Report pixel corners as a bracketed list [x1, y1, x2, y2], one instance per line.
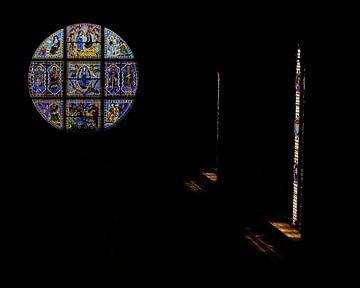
[292, 44, 305, 230]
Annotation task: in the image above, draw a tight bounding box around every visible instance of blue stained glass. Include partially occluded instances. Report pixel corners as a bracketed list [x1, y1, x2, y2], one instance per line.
[29, 24, 138, 132]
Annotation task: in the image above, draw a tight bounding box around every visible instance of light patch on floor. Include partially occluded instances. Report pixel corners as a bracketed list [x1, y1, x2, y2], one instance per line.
[184, 180, 207, 194]
[269, 221, 301, 241]
[201, 171, 217, 182]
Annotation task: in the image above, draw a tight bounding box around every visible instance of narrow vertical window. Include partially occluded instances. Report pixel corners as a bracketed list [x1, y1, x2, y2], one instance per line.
[292, 44, 305, 230]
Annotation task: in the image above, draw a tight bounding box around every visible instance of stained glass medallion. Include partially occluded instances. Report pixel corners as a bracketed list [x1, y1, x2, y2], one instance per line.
[28, 23, 138, 132]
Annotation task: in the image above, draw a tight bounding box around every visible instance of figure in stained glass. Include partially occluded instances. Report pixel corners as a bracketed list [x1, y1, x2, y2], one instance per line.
[67, 62, 100, 96]
[33, 29, 64, 59]
[294, 115, 299, 136]
[47, 63, 63, 95]
[104, 100, 133, 128]
[105, 28, 134, 59]
[33, 100, 63, 129]
[293, 160, 298, 183]
[104, 62, 122, 96]
[121, 63, 137, 96]
[29, 61, 63, 97]
[34, 65, 46, 93]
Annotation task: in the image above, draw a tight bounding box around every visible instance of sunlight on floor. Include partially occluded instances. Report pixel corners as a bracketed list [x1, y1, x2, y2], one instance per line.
[201, 171, 217, 182]
[269, 221, 301, 241]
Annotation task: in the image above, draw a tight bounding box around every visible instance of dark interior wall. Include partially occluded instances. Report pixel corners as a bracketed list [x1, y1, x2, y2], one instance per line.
[20, 14, 223, 181]
[3, 5, 333, 284]
[219, 34, 302, 221]
[257, 42, 297, 219]
[14, 8, 308, 224]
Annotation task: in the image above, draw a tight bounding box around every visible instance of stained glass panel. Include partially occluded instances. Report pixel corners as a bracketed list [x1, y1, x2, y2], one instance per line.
[121, 62, 138, 96]
[104, 100, 134, 128]
[66, 100, 101, 131]
[29, 62, 47, 97]
[67, 62, 101, 97]
[33, 29, 64, 59]
[67, 24, 101, 59]
[104, 28, 134, 59]
[33, 99, 63, 129]
[104, 62, 121, 96]
[47, 62, 63, 96]
[29, 61, 63, 97]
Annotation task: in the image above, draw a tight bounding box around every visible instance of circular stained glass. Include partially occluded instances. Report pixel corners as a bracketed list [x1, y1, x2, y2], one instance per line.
[28, 23, 138, 132]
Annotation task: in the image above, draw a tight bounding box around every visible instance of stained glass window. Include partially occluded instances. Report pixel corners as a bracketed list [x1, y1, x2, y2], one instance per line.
[292, 44, 305, 230]
[28, 23, 138, 132]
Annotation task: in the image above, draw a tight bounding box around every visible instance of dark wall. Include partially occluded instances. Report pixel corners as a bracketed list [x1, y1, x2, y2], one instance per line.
[14, 8, 308, 223]
[219, 34, 304, 221]
[19, 13, 224, 181]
